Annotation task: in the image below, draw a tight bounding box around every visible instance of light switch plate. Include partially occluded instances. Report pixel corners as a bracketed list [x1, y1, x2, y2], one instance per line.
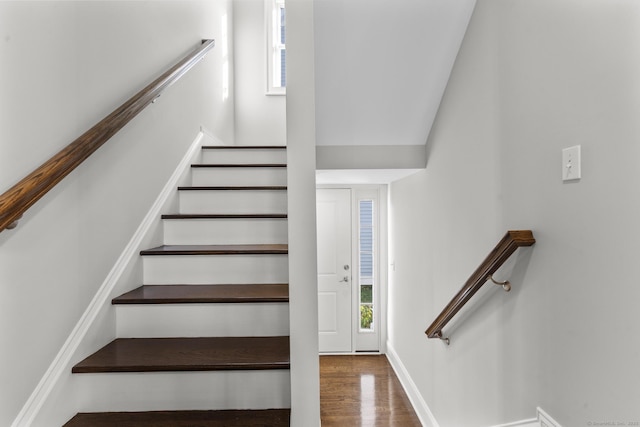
[562, 145, 581, 181]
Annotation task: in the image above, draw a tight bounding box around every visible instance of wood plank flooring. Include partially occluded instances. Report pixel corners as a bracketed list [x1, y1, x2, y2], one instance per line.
[320, 355, 421, 427]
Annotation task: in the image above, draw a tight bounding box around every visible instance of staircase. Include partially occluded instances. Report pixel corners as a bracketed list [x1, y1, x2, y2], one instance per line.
[63, 146, 291, 426]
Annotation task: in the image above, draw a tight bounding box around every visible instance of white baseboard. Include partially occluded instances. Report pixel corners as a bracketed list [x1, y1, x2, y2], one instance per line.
[199, 125, 225, 145]
[11, 131, 207, 427]
[385, 342, 562, 427]
[537, 407, 562, 427]
[488, 406, 562, 427]
[385, 342, 439, 427]
[489, 419, 538, 427]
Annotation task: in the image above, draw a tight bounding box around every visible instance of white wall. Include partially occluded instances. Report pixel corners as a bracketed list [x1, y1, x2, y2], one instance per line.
[0, 1, 233, 425]
[388, 1, 640, 426]
[233, 0, 286, 145]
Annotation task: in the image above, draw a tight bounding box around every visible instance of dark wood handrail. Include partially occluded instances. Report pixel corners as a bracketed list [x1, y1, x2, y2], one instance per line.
[425, 230, 535, 342]
[0, 39, 215, 233]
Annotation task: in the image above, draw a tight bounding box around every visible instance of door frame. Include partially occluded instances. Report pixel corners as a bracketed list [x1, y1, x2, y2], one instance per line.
[316, 184, 388, 354]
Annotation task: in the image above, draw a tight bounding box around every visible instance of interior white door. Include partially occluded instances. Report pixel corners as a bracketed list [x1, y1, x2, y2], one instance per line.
[316, 188, 352, 352]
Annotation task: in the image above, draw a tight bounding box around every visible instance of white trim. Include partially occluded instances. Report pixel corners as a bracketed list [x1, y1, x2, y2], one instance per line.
[487, 407, 562, 427]
[199, 125, 223, 145]
[11, 131, 207, 427]
[378, 185, 388, 353]
[385, 341, 439, 427]
[353, 188, 381, 352]
[489, 419, 538, 427]
[316, 184, 387, 353]
[537, 407, 562, 427]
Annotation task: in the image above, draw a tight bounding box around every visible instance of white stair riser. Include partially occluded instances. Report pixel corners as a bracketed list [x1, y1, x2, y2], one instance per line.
[192, 167, 287, 187]
[73, 370, 290, 412]
[202, 148, 286, 164]
[143, 254, 289, 284]
[116, 303, 290, 338]
[164, 218, 288, 245]
[179, 190, 287, 214]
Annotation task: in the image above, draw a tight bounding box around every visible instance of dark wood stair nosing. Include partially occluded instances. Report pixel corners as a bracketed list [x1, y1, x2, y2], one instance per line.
[112, 284, 290, 305]
[72, 336, 290, 374]
[63, 409, 291, 427]
[202, 145, 286, 150]
[191, 163, 287, 168]
[161, 213, 288, 220]
[177, 186, 287, 191]
[140, 244, 288, 256]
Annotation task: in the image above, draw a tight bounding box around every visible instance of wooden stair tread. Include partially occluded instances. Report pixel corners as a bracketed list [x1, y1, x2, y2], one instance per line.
[140, 244, 288, 256]
[72, 336, 290, 373]
[113, 284, 289, 304]
[178, 185, 287, 191]
[161, 213, 288, 219]
[191, 163, 286, 168]
[202, 145, 286, 150]
[63, 409, 291, 427]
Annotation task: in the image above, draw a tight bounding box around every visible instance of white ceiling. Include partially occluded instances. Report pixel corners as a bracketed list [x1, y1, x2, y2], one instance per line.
[313, 0, 476, 147]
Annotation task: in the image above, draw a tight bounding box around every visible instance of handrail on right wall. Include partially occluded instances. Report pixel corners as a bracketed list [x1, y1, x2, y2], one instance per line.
[425, 230, 535, 345]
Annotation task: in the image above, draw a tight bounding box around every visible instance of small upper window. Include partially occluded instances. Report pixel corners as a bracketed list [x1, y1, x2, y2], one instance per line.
[266, 0, 285, 95]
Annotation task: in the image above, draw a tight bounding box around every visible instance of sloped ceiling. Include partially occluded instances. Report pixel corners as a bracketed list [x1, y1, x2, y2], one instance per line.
[313, 0, 476, 147]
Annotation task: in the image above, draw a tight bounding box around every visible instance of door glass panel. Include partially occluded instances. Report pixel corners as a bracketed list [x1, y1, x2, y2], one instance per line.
[360, 304, 373, 330]
[360, 285, 372, 304]
[359, 200, 374, 332]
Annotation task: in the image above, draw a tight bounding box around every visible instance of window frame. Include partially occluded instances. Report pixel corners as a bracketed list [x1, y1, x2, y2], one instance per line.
[265, 0, 286, 95]
[351, 186, 385, 352]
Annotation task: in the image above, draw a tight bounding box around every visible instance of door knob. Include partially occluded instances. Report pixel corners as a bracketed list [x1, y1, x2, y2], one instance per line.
[339, 276, 349, 283]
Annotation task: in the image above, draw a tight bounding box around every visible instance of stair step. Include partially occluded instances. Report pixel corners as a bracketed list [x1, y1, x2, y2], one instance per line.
[140, 244, 288, 256]
[162, 215, 288, 245]
[70, 370, 290, 413]
[72, 336, 290, 373]
[63, 409, 291, 427]
[113, 285, 290, 338]
[191, 165, 287, 186]
[143, 253, 288, 284]
[201, 146, 286, 165]
[113, 284, 289, 304]
[178, 187, 288, 214]
[116, 302, 289, 338]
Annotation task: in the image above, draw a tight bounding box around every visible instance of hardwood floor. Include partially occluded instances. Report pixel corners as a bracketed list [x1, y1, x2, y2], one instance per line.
[320, 355, 422, 427]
